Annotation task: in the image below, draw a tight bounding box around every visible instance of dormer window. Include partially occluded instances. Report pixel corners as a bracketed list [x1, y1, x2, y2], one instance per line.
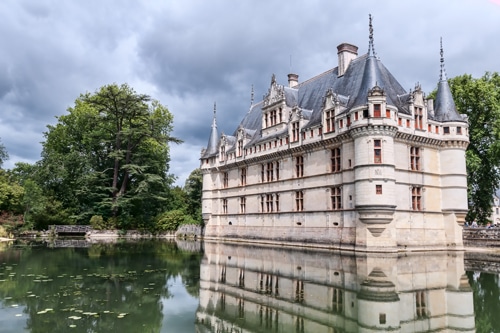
[326, 110, 335, 133]
[220, 145, 226, 161]
[414, 107, 423, 130]
[237, 139, 243, 157]
[374, 104, 381, 117]
[292, 122, 300, 142]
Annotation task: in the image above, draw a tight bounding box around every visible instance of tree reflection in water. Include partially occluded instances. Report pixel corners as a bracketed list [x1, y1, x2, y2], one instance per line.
[0, 239, 202, 333]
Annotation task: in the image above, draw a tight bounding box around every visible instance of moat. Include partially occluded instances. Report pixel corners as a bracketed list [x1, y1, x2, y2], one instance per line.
[0, 239, 498, 332]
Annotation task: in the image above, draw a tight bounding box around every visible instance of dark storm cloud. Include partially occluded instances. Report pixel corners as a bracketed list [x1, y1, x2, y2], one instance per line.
[0, 0, 499, 185]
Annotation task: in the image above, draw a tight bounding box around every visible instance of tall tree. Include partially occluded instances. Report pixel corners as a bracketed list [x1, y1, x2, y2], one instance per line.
[39, 83, 181, 227]
[0, 138, 8, 169]
[448, 72, 500, 224]
[184, 168, 202, 223]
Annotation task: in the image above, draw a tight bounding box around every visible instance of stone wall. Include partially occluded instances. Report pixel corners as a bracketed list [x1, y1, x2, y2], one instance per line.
[463, 227, 500, 247]
[175, 224, 203, 238]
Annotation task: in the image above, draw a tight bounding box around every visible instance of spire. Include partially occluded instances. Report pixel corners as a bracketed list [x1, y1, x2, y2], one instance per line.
[204, 102, 220, 157]
[433, 39, 463, 122]
[250, 85, 254, 106]
[368, 14, 376, 57]
[439, 37, 447, 81]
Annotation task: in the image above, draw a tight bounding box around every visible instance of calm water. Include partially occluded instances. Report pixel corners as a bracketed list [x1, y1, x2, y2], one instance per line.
[0, 239, 498, 332]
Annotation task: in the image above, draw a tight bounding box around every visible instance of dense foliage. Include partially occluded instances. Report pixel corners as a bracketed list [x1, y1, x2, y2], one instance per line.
[448, 73, 500, 224]
[0, 84, 203, 231]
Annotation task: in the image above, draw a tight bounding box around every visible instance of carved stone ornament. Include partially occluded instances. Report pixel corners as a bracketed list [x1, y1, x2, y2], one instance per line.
[263, 74, 285, 107]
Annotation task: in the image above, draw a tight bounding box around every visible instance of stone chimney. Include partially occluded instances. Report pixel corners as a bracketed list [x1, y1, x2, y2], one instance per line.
[288, 73, 299, 88]
[337, 43, 358, 76]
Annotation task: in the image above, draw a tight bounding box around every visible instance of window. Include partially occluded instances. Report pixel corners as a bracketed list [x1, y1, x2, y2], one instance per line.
[376, 185, 382, 194]
[237, 139, 243, 157]
[238, 269, 245, 287]
[374, 104, 381, 117]
[222, 199, 228, 214]
[264, 113, 268, 128]
[374, 140, 382, 164]
[347, 116, 351, 127]
[260, 195, 265, 212]
[428, 124, 431, 132]
[355, 112, 359, 121]
[415, 291, 427, 319]
[339, 119, 343, 128]
[261, 164, 265, 182]
[443, 126, 450, 134]
[240, 167, 247, 186]
[386, 109, 391, 118]
[411, 187, 422, 211]
[270, 109, 277, 126]
[414, 107, 423, 130]
[275, 161, 280, 180]
[410, 147, 420, 171]
[266, 194, 274, 212]
[292, 122, 300, 142]
[398, 118, 402, 126]
[295, 280, 304, 303]
[331, 148, 341, 172]
[266, 162, 274, 182]
[457, 126, 462, 134]
[220, 145, 225, 161]
[223, 172, 229, 188]
[240, 197, 246, 213]
[331, 187, 342, 210]
[331, 288, 344, 314]
[406, 119, 410, 127]
[326, 110, 335, 133]
[363, 109, 369, 118]
[275, 194, 280, 212]
[295, 191, 304, 211]
[296, 155, 304, 177]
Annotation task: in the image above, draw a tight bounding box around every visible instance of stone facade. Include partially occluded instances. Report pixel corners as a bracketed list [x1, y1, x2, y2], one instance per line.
[200, 21, 469, 252]
[196, 242, 475, 332]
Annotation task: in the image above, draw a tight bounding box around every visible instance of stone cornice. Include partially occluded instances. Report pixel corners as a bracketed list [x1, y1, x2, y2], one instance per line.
[349, 124, 398, 139]
[395, 132, 442, 147]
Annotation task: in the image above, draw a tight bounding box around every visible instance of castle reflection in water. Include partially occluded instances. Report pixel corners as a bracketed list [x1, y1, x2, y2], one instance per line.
[195, 242, 475, 332]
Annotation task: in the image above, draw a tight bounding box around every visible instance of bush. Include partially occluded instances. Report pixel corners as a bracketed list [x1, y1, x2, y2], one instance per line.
[156, 209, 186, 231]
[89, 215, 117, 230]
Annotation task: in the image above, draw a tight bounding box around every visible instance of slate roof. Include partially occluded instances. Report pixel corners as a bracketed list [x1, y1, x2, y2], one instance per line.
[215, 52, 410, 149]
[203, 43, 465, 155]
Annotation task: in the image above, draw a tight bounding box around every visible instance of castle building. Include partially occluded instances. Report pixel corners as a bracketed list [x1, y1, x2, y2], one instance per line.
[200, 18, 469, 252]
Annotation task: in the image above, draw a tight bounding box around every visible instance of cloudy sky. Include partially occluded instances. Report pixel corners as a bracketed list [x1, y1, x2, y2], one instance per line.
[0, 0, 499, 186]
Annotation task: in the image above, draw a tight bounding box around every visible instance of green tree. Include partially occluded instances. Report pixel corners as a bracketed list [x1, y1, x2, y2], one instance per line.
[448, 72, 500, 224]
[39, 83, 181, 227]
[0, 138, 8, 169]
[184, 168, 202, 223]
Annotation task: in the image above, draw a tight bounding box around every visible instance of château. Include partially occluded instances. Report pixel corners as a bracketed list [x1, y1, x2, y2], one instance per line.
[200, 18, 468, 252]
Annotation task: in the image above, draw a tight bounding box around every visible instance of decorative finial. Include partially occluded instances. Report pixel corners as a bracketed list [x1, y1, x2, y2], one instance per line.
[213, 101, 216, 116]
[250, 85, 254, 106]
[368, 14, 376, 57]
[271, 73, 276, 84]
[440, 37, 447, 81]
